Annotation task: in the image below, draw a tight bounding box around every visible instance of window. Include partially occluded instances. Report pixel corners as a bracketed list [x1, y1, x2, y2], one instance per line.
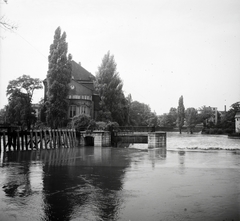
[80, 105, 90, 115]
[80, 95, 92, 100]
[80, 105, 86, 114]
[73, 95, 80, 99]
[69, 105, 76, 118]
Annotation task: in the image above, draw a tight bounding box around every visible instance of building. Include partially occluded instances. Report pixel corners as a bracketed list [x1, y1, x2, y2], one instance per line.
[235, 111, 240, 133]
[32, 103, 40, 120]
[44, 60, 100, 120]
[205, 107, 219, 125]
[204, 106, 227, 126]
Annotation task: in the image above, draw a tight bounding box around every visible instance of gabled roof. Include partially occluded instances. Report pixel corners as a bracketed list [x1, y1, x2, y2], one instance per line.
[71, 60, 95, 81]
[235, 111, 240, 118]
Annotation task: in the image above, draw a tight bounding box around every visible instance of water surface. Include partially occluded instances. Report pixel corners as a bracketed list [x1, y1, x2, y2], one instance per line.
[0, 133, 239, 221]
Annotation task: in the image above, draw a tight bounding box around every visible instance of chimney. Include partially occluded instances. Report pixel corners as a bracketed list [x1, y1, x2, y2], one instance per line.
[79, 62, 81, 66]
[224, 105, 226, 113]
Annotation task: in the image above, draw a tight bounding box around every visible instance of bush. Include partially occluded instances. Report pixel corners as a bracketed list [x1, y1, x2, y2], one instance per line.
[71, 114, 96, 132]
[96, 121, 107, 130]
[217, 129, 223, 134]
[106, 121, 119, 131]
[209, 128, 215, 134]
[225, 128, 234, 134]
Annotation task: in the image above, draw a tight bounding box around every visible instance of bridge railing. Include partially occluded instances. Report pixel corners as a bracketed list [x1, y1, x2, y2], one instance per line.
[113, 126, 155, 133]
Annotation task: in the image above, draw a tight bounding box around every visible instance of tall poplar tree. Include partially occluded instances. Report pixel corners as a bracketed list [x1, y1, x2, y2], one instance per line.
[94, 51, 127, 125]
[46, 27, 72, 128]
[185, 107, 198, 134]
[177, 95, 185, 134]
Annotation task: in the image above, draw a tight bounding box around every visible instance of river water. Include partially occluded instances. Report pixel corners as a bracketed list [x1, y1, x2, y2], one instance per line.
[0, 132, 239, 221]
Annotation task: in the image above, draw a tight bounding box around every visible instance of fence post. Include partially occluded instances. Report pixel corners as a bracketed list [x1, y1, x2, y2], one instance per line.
[12, 131, 16, 151]
[21, 131, 24, 151]
[58, 129, 62, 147]
[39, 130, 43, 149]
[25, 130, 28, 151]
[53, 130, 57, 148]
[64, 130, 69, 148]
[17, 131, 20, 151]
[3, 132, 6, 152]
[44, 130, 48, 149]
[49, 130, 52, 149]
[35, 130, 38, 150]
[61, 130, 65, 148]
[30, 130, 33, 150]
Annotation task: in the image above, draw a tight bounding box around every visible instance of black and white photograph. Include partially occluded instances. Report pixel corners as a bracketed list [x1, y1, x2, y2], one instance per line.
[0, 0, 240, 220]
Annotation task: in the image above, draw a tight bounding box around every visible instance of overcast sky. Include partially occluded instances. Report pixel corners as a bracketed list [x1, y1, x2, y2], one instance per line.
[1, 0, 240, 115]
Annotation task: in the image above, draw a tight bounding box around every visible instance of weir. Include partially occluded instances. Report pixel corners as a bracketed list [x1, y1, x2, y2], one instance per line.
[80, 131, 167, 148]
[79, 131, 111, 147]
[0, 129, 166, 152]
[0, 129, 76, 152]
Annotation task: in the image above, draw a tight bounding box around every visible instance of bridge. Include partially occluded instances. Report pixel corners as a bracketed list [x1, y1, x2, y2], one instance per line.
[79, 127, 167, 148]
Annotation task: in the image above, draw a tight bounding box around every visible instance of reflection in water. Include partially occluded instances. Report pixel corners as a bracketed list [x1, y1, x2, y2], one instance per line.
[1, 147, 132, 221]
[2, 162, 32, 198]
[148, 148, 167, 168]
[178, 150, 186, 164]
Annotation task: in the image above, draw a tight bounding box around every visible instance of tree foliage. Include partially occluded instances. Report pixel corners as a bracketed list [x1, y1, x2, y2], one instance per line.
[159, 107, 177, 127]
[71, 114, 96, 132]
[220, 101, 240, 131]
[128, 101, 156, 126]
[185, 107, 198, 133]
[94, 51, 127, 125]
[177, 95, 185, 133]
[0, 107, 7, 124]
[197, 105, 213, 125]
[6, 75, 42, 129]
[46, 26, 72, 128]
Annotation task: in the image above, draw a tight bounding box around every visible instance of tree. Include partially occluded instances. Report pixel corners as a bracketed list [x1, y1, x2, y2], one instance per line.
[94, 51, 127, 125]
[220, 101, 240, 132]
[177, 95, 185, 134]
[197, 106, 213, 125]
[158, 108, 177, 128]
[185, 107, 198, 134]
[6, 75, 42, 129]
[126, 94, 132, 125]
[168, 107, 178, 127]
[129, 101, 153, 126]
[46, 26, 72, 128]
[0, 0, 17, 33]
[0, 107, 7, 124]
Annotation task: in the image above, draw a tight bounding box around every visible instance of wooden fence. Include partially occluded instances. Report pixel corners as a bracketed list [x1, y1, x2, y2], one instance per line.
[0, 129, 76, 152]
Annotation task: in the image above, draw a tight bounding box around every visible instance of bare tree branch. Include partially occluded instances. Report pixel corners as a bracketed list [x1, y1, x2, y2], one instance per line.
[0, 0, 18, 32]
[0, 16, 17, 31]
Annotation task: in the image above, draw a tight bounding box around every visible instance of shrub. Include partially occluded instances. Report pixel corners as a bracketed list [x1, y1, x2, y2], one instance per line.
[106, 121, 119, 132]
[225, 128, 234, 134]
[217, 129, 223, 134]
[96, 121, 107, 130]
[209, 128, 215, 134]
[71, 114, 96, 132]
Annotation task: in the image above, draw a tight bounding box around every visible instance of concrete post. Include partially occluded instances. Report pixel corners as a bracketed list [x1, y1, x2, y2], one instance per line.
[148, 132, 166, 148]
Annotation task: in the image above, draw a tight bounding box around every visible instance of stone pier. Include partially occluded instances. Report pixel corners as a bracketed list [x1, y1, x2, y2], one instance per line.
[79, 131, 111, 147]
[148, 132, 166, 148]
